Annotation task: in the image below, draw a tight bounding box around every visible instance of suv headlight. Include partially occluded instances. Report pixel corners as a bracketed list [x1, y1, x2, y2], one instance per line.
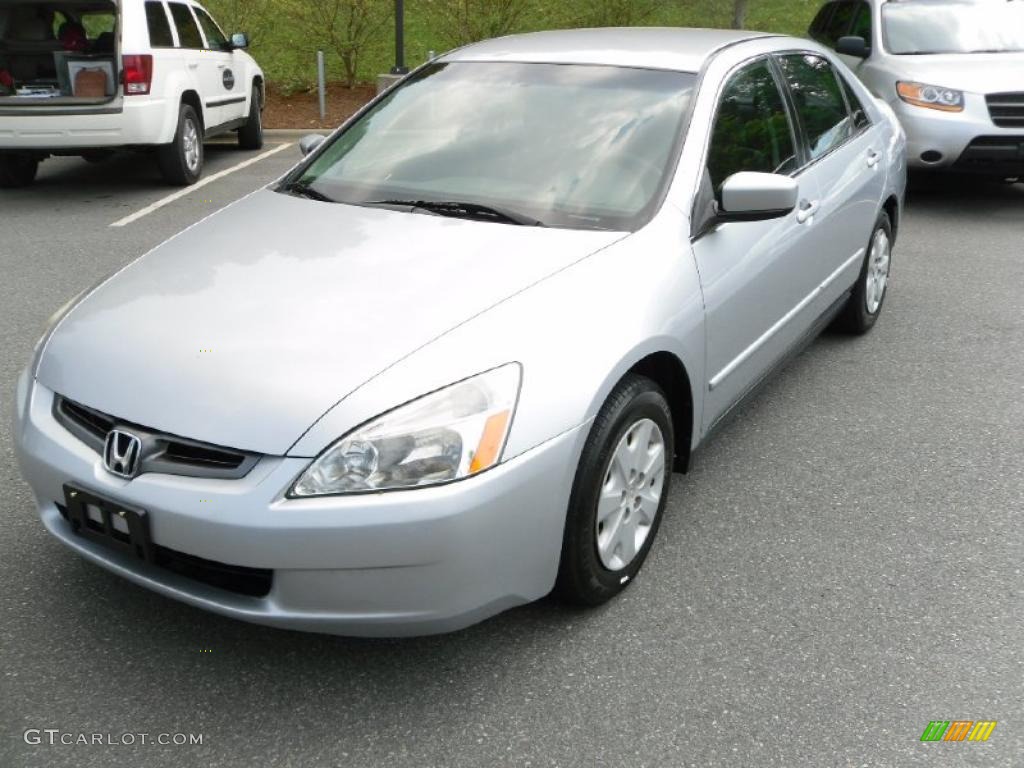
[290, 363, 521, 497]
[896, 82, 964, 112]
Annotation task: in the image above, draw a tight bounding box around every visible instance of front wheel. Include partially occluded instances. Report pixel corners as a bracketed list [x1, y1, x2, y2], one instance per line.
[237, 84, 263, 150]
[157, 104, 203, 185]
[0, 154, 39, 188]
[835, 212, 893, 335]
[555, 374, 674, 606]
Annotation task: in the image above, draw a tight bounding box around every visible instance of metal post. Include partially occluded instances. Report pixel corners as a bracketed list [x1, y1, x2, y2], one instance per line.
[391, 0, 407, 75]
[316, 50, 326, 121]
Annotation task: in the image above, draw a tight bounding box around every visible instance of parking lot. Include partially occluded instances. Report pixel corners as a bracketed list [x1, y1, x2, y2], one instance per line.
[1, 144, 1022, 767]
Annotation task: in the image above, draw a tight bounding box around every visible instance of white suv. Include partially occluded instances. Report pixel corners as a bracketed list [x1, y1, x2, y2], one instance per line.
[0, 0, 264, 187]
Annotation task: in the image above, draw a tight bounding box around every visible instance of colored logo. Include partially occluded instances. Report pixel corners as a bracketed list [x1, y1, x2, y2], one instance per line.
[920, 721, 997, 742]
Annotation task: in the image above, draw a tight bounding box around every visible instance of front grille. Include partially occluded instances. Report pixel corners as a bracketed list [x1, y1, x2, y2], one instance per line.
[953, 136, 1024, 176]
[986, 92, 1024, 128]
[57, 503, 273, 598]
[53, 395, 260, 480]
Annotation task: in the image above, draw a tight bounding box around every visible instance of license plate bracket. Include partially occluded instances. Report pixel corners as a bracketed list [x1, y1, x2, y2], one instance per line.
[63, 485, 154, 563]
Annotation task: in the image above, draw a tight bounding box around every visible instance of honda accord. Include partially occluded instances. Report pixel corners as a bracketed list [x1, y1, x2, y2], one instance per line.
[14, 28, 907, 636]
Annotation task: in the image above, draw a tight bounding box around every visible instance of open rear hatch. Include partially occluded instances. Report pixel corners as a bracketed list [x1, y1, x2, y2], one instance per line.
[0, 0, 119, 108]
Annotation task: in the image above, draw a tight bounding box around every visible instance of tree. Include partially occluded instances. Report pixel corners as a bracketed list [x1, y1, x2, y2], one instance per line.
[297, 0, 391, 87]
[572, 0, 660, 28]
[732, 0, 750, 29]
[426, 0, 530, 46]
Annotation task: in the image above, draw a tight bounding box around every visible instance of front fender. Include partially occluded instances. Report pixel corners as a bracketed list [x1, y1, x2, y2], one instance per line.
[288, 206, 707, 463]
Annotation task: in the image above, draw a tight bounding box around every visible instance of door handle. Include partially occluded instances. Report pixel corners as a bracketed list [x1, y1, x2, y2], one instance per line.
[217, 63, 228, 69]
[187, 62, 198, 69]
[867, 149, 881, 168]
[796, 199, 820, 224]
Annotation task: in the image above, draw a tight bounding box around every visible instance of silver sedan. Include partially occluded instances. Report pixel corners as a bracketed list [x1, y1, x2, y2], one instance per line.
[14, 28, 907, 636]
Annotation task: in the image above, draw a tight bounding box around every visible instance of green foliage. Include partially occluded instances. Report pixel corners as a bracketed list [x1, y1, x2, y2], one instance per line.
[205, 0, 821, 91]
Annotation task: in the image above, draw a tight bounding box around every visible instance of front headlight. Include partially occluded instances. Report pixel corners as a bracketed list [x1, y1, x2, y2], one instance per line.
[896, 82, 964, 112]
[290, 363, 521, 496]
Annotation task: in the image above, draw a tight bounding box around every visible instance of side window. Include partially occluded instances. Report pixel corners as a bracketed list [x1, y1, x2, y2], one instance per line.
[167, 2, 202, 49]
[145, 2, 174, 48]
[838, 72, 871, 130]
[706, 60, 799, 194]
[823, 1, 856, 47]
[777, 54, 854, 161]
[849, 1, 872, 43]
[194, 7, 228, 51]
[809, 3, 836, 43]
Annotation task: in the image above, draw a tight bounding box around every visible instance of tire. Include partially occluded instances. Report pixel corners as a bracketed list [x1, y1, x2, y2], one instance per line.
[157, 104, 203, 186]
[0, 154, 39, 188]
[834, 212, 893, 335]
[555, 374, 675, 606]
[237, 84, 263, 150]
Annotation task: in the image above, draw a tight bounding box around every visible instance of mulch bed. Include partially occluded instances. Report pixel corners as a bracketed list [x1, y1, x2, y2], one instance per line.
[264, 84, 376, 130]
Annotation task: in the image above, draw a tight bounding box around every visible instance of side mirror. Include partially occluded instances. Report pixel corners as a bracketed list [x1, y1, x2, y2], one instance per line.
[836, 35, 870, 59]
[299, 134, 326, 156]
[717, 172, 798, 223]
[230, 33, 249, 50]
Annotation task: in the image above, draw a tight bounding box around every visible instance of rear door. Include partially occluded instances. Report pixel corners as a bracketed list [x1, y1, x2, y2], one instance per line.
[165, 2, 209, 123]
[774, 52, 885, 310]
[191, 4, 246, 127]
[691, 58, 823, 430]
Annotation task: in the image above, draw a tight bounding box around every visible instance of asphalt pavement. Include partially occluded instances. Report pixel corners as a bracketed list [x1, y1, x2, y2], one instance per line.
[1, 145, 1022, 768]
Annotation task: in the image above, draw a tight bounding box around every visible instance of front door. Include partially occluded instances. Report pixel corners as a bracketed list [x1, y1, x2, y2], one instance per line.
[191, 4, 246, 128]
[691, 58, 822, 431]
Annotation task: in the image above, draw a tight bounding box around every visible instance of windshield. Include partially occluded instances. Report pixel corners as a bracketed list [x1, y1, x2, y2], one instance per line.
[883, 2, 1024, 55]
[284, 62, 696, 231]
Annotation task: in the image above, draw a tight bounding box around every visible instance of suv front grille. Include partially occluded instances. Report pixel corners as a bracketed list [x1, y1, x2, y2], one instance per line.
[53, 395, 261, 480]
[986, 92, 1024, 128]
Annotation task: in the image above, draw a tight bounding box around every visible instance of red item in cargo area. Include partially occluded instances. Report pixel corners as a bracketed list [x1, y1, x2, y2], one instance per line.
[0, 69, 13, 88]
[74, 67, 108, 97]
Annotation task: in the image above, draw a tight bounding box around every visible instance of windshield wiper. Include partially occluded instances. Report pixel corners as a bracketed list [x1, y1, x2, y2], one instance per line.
[364, 199, 546, 227]
[282, 181, 336, 203]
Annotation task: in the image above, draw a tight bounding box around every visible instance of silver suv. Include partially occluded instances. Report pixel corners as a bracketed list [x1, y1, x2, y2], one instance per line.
[810, 0, 1024, 178]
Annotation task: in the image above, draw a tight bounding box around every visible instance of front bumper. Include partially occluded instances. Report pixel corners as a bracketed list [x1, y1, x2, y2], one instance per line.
[13, 373, 586, 636]
[893, 95, 1024, 175]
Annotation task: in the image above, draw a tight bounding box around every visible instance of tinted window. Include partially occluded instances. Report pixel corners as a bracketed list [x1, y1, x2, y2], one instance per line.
[707, 60, 798, 192]
[145, 2, 174, 47]
[823, 1, 856, 46]
[849, 2, 872, 42]
[838, 73, 870, 130]
[289, 62, 696, 232]
[778, 54, 853, 161]
[194, 7, 228, 50]
[168, 2, 202, 48]
[809, 3, 836, 41]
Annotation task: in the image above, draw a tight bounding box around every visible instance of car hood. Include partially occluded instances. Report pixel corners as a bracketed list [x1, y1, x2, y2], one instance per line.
[37, 190, 622, 455]
[888, 53, 1024, 94]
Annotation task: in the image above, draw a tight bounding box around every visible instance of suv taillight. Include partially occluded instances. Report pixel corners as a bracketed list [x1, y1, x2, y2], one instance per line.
[122, 55, 153, 96]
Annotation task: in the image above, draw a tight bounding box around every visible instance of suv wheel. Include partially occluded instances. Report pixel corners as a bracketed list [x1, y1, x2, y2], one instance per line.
[238, 84, 264, 150]
[0, 154, 39, 188]
[555, 374, 675, 606]
[158, 104, 203, 185]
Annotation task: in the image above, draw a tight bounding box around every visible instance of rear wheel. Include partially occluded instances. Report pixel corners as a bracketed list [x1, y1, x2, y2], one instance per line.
[0, 154, 39, 188]
[237, 84, 263, 150]
[835, 212, 892, 335]
[157, 104, 203, 185]
[555, 374, 674, 606]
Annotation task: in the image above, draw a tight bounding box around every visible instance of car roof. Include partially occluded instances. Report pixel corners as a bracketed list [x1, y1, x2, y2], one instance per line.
[443, 27, 777, 73]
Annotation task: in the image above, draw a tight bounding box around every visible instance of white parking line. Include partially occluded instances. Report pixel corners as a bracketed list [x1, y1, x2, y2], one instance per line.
[109, 142, 293, 228]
